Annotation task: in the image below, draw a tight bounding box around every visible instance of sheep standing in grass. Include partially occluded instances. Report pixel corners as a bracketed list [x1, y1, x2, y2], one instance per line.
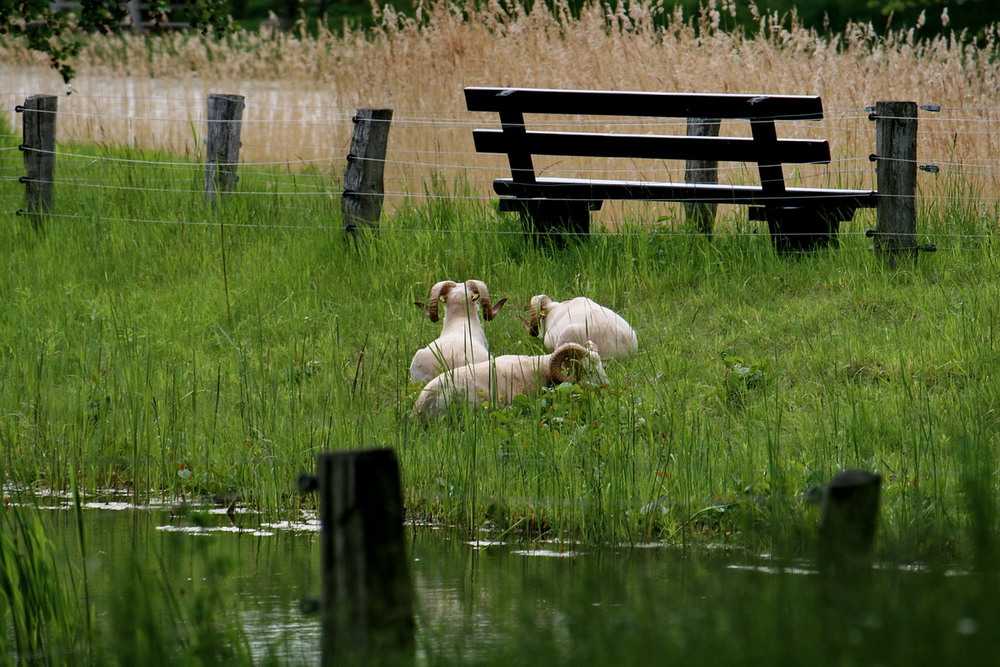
[409, 280, 506, 383]
[527, 295, 637, 359]
[412, 341, 608, 418]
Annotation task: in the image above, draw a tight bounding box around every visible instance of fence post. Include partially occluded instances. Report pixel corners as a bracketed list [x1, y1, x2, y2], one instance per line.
[874, 101, 918, 265]
[817, 469, 882, 577]
[342, 109, 393, 236]
[310, 448, 414, 665]
[126, 0, 142, 28]
[18, 94, 58, 230]
[684, 117, 721, 236]
[205, 94, 245, 202]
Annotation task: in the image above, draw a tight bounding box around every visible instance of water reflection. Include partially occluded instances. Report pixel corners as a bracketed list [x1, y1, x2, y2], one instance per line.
[18, 499, 1000, 665]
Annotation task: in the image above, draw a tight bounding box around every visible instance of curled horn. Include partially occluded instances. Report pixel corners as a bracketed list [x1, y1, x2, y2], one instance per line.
[465, 280, 506, 321]
[549, 342, 589, 384]
[426, 281, 457, 323]
[528, 295, 552, 336]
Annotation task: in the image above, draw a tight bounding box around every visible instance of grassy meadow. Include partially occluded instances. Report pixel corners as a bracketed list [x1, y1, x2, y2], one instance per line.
[1, 0, 999, 555]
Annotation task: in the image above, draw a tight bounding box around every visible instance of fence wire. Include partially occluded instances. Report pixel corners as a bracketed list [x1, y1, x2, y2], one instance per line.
[3, 91, 999, 248]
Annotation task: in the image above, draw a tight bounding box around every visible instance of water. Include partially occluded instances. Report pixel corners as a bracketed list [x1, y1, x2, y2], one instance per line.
[17, 495, 1000, 665]
[27, 495, 322, 663]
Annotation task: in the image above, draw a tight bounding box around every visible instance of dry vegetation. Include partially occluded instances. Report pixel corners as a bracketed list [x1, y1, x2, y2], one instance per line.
[2, 0, 999, 221]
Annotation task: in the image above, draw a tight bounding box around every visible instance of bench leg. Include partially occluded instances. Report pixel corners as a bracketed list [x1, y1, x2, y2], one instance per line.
[521, 200, 591, 244]
[767, 208, 841, 253]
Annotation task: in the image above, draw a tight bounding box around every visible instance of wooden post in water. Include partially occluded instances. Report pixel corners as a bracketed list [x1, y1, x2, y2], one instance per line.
[684, 117, 721, 236]
[315, 448, 414, 665]
[818, 469, 882, 576]
[19, 94, 58, 230]
[342, 109, 393, 236]
[874, 101, 918, 266]
[205, 94, 245, 202]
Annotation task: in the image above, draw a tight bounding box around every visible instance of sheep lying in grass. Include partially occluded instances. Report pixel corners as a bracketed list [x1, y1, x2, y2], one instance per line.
[409, 279, 507, 383]
[412, 341, 608, 418]
[527, 295, 637, 359]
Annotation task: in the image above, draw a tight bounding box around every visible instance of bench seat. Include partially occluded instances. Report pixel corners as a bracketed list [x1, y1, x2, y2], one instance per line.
[493, 177, 877, 211]
[466, 86, 878, 250]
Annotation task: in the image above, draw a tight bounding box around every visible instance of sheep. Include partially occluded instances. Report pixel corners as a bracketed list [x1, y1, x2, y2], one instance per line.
[527, 295, 637, 359]
[409, 279, 506, 383]
[413, 341, 608, 418]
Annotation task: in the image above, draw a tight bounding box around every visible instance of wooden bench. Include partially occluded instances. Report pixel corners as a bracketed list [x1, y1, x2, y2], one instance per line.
[465, 86, 878, 251]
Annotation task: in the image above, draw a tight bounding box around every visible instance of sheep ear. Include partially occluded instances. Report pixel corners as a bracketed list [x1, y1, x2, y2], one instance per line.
[490, 298, 507, 318]
[414, 301, 426, 309]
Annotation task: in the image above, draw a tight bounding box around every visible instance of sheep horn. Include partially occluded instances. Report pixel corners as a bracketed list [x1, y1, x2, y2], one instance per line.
[490, 298, 508, 320]
[465, 280, 503, 321]
[549, 342, 589, 384]
[426, 281, 457, 323]
[528, 295, 551, 336]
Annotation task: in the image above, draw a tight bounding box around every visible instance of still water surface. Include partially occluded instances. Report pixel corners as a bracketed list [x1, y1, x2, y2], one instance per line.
[27, 494, 1000, 666]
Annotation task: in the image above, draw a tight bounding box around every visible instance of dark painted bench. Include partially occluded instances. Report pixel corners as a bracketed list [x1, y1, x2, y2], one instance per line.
[465, 86, 878, 251]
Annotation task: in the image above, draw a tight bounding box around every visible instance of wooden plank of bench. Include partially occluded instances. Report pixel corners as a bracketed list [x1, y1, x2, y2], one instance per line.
[465, 87, 825, 121]
[492, 177, 877, 209]
[473, 130, 832, 164]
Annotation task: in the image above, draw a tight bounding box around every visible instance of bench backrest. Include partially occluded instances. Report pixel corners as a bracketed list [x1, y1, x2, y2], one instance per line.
[465, 86, 831, 196]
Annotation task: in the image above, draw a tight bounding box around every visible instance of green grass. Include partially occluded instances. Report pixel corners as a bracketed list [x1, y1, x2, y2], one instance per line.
[1, 117, 999, 564]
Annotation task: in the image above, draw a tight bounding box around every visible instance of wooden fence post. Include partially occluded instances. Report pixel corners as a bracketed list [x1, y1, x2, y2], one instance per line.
[18, 94, 58, 230]
[684, 117, 721, 236]
[817, 469, 882, 576]
[312, 448, 414, 665]
[205, 94, 245, 202]
[874, 101, 918, 266]
[342, 109, 393, 236]
[126, 0, 142, 28]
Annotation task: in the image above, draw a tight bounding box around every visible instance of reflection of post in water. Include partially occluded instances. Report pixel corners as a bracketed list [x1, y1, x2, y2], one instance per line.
[816, 469, 882, 577]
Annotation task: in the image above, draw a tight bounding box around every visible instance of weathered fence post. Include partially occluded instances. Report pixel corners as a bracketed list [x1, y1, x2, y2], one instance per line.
[684, 117, 721, 236]
[18, 94, 58, 230]
[126, 0, 143, 28]
[817, 469, 882, 576]
[305, 448, 414, 665]
[205, 94, 245, 202]
[873, 101, 918, 266]
[342, 109, 393, 236]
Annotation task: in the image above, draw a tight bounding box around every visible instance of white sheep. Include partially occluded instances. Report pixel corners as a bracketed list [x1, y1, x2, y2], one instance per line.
[527, 295, 637, 359]
[412, 341, 608, 418]
[409, 280, 507, 383]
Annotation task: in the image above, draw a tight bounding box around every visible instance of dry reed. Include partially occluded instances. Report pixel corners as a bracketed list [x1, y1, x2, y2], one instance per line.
[2, 0, 998, 222]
